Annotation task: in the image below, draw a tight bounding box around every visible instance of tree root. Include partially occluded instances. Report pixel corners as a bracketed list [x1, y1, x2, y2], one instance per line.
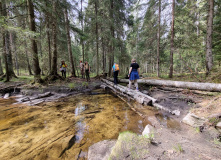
[44, 74, 65, 82]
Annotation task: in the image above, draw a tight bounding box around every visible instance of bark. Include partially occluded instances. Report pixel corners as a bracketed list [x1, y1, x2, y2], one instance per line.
[0, 57, 3, 76]
[64, 8, 76, 77]
[45, 1, 52, 72]
[206, 0, 214, 75]
[25, 42, 33, 75]
[5, 31, 16, 77]
[50, 1, 58, 75]
[27, 0, 42, 82]
[108, 0, 114, 77]
[169, 0, 175, 78]
[101, 79, 172, 113]
[21, 92, 52, 102]
[101, 29, 106, 73]
[81, 0, 85, 62]
[157, 0, 161, 77]
[1, 2, 9, 81]
[95, 0, 99, 76]
[10, 33, 19, 76]
[101, 79, 156, 105]
[106, 77, 221, 92]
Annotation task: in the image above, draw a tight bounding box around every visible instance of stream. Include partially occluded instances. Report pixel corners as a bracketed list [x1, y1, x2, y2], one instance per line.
[0, 89, 160, 160]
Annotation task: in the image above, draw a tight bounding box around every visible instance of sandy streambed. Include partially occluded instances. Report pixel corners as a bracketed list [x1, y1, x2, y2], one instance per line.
[0, 90, 154, 160]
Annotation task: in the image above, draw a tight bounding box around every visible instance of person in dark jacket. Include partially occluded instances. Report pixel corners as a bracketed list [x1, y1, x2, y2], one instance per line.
[60, 61, 67, 78]
[128, 59, 140, 90]
[112, 63, 120, 85]
[84, 61, 90, 82]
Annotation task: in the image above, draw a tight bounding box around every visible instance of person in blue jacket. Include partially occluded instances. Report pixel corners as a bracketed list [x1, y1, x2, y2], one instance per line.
[128, 59, 140, 90]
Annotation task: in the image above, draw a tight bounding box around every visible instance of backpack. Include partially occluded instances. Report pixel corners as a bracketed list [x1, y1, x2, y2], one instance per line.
[115, 64, 119, 71]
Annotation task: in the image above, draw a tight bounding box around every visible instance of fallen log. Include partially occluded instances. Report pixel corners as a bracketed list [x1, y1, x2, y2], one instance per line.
[106, 77, 221, 92]
[102, 79, 156, 105]
[21, 92, 52, 102]
[101, 79, 175, 114]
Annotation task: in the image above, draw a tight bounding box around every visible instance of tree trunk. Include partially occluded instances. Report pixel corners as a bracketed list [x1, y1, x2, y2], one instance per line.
[45, 1, 52, 73]
[50, 1, 58, 75]
[0, 57, 3, 76]
[64, 8, 76, 77]
[81, 0, 85, 62]
[10, 33, 19, 76]
[108, 0, 114, 77]
[106, 77, 221, 92]
[108, 47, 112, 77]
[27, 0, 42, 82]
[101, 29, 106, 73]
[169, 0, 175, 78]
[25, 42, 33, 75]
[157, 0, 161, 77]
[95, 0, 99, 76]
[1, 1, 9, 81]
[206, 0, 214, 75]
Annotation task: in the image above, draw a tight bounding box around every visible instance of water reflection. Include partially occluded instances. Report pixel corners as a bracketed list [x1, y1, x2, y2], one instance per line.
[156, 113, 181, 129]
[75, 103, 87, 116]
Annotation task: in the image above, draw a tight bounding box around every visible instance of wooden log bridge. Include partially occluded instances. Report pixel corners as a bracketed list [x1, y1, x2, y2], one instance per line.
[101, 79, 173, 114]
[106, 77, 221, 92]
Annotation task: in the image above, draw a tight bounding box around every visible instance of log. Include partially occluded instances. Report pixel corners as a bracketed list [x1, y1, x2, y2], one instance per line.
[101, 79, 173, 114]
[101, 79, 156, 105]
[21, 92, 52, 102]
[106, 77, 221, 92]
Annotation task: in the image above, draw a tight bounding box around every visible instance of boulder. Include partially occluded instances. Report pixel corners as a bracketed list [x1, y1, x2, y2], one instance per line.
[142, 124, 155, 138]
[88, 140, 116, 160]
[216, 122, 221, 133]
[216, 122, 221, 129]
[182, 113, 206, 127]
[207, 126, 221, 139]
[109, 131, 153, 160]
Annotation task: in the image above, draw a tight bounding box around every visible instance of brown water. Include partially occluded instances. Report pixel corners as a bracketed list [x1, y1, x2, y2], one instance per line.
[0, 90, 155, 160]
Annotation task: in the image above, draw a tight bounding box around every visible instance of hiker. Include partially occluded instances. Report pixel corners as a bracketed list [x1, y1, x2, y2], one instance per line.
[112, 63, 120, 85]
[79, 60, 84, 78]
[60, 61, 67, 78]
[84, 61, 90, 82]
[128, 59, 140, 90]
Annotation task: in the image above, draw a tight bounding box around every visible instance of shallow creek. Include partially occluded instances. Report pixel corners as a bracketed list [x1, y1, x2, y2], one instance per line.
[0, 89, 180, 160]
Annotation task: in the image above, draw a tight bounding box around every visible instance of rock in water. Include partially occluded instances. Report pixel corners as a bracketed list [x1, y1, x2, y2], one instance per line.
[88, 140, 116, 160]
[172, 110, 181, 116]
[182, 113, 206, 127]
[142, 124, 155, 138]
[3, 93, 10, 99]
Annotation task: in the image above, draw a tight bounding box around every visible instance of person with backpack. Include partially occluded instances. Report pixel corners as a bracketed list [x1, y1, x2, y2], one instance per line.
[79, 60, 84, 79]
[128, 59, 140, 90]
[112, 63, 120, 85]
[60, 61, 67, 78]
[84, 61, 90, 82]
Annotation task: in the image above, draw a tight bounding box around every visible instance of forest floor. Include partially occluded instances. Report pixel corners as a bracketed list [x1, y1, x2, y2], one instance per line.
[0, 75, 221, 159]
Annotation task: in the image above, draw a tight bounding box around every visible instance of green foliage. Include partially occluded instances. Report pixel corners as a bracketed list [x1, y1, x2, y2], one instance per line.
[195, 127, 200, 133]
[173, 143, 184, 153]
[68, 82, 76, 89]
[209, 117, 220, 125]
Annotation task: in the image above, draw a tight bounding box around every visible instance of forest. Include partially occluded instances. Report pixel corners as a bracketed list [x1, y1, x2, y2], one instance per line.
[0, 1, 221, 160]
[0, 0, 220, 82]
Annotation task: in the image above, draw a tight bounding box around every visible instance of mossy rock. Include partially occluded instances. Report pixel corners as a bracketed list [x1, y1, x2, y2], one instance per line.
[109, 131, 151, 160]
